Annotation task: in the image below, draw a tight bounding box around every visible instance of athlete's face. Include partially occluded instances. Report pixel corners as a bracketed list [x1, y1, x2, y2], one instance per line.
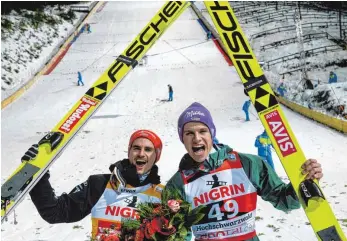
[183, 122, 212, 163]
[129, 138, 156, 175]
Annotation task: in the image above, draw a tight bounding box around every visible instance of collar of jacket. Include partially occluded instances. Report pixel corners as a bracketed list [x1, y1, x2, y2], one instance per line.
[178, 145, 233, 171]
[109, 159, 160, 187]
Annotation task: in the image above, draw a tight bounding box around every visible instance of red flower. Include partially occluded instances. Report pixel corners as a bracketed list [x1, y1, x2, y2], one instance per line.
[135, 228, 145, 241]
[104, 235, 120, 241]
[151, 216, 176, 236]
[144, 220, 155, 239]
[167, 199, 181, 213]
[152, 206, 162, 215]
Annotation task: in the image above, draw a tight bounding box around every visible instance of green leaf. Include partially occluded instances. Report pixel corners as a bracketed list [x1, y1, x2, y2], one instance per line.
[191, 213, 205, 225]
[178, 221, 185, 230]
[179, 203, 191, 209]
[166, 234, 176, 241]
[121, 219, 140, 230]
[188, 205, 206, 216]
[169, 212, 182, 226]
[152, 233, 158, 241]
[178, 226, 187, 238]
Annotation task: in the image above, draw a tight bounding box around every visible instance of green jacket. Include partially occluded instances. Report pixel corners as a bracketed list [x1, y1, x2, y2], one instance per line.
[163, 145, 301, 241]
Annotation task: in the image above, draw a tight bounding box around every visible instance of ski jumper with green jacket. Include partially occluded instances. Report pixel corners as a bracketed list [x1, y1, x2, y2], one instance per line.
[163, 145, 301, 241]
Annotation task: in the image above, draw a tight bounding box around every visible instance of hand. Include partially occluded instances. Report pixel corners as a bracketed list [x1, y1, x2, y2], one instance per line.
[167, 199, 181, 213]
[21, 144, 39, 162]
[301, 159, 323, 181]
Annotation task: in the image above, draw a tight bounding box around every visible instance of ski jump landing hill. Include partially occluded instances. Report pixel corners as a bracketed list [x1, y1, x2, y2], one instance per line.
[1, 2, 347, 241]
[2, 1, 346, 134]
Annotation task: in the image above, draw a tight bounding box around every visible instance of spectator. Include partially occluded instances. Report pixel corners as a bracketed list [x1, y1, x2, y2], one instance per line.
[86, 23, 91, 34]
[277, 82, 287, 97]
[77, 71, 84, 86]
[329, 71, 337, 84]
[254, 130, 275, 170]
[242, 99, 251, 121]
[206, 31, 212, 40]
[168, 84, 173, 101]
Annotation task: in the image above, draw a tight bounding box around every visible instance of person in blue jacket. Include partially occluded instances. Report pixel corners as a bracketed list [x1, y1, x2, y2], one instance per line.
[277, 82, 287, 97]
[206, 31, 212, 40]
[168, 84, 173, 101]
[329, 71, 337, 84]
[242, 99, 251, 121]
[255, 130, 275, 170]
[77, 71, 84, 86]
[86, 23, 91, 34]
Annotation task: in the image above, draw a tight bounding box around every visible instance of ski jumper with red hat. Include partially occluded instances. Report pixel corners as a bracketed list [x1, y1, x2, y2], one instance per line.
[29, 130, 164, 240]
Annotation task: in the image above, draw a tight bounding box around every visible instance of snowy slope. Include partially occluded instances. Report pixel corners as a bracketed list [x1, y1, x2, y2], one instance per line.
[1, 6, 86, 101]
[1, 2, 347, 241]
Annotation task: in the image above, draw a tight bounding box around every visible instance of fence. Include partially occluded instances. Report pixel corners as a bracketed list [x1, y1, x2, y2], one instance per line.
[70, 2, 97, 13]
[238, 3, 346, 24]
[264, 44, 343, 69]
[263, 1, 347, 15]
[229, 1, 261, 9]
[260, 32, 330, 51]
[233, 4, 271, 13]
[252, 21, 347, 39]
[241, 10, 296, 24]
[258, 13, 340, 26]
[235, 6, 278, 18]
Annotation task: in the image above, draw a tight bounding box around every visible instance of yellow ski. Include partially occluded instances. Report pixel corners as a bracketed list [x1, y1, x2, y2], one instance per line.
[1, 1, 190, 222]
[204, 1, 346, 240]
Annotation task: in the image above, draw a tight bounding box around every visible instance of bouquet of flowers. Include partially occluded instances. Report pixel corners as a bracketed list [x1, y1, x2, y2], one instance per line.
[121, 189, 206, 241]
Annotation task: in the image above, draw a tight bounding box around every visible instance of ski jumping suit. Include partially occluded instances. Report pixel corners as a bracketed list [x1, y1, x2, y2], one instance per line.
[77, 71, 84, 86]
[254, 131, 275, 170]
[163, 145, 300, 241]
[242, 100, 251, 121]
[168, 85, 173, 101]
[29, 159, 163, 241]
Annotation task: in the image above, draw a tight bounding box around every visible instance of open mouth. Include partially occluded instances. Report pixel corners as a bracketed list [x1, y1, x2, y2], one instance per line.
[135, 159, 147, 167]
[192, 146, 205, 154]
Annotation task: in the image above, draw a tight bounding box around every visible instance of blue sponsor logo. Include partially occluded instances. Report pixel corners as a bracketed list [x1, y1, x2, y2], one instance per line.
[228, 153, 236, 160]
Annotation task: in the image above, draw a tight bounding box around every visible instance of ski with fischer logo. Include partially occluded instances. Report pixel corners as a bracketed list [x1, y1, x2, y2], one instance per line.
[1, 1, 190, 222]
[204, 1, 346, 240]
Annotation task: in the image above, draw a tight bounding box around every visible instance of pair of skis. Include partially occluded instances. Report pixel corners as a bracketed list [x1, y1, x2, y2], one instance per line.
[1, 1, 346, 240]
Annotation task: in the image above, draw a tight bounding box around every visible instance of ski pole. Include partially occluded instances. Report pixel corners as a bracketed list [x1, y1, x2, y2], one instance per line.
[250, 110, 259, 120]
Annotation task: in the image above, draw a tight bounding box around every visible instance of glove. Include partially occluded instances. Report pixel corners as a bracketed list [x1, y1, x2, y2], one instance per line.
[21, 144, 39, 162]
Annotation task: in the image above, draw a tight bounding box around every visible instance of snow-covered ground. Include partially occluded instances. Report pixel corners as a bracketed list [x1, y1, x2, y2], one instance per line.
[1, 2, 347, 241]
[1, 4, 86, 101]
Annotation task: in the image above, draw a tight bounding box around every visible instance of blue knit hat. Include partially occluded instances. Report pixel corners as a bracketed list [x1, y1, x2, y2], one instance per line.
[177, 102, 216, 143]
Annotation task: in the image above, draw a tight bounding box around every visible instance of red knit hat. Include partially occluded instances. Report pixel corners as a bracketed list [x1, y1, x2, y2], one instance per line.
[128, 130, 163, 162]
